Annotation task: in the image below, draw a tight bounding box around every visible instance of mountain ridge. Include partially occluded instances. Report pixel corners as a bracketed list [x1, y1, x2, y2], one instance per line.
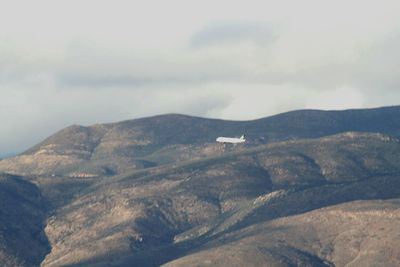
[1, 106, 400, 266]
[2, 105, 400, 177]
[13, 105, 400, 157]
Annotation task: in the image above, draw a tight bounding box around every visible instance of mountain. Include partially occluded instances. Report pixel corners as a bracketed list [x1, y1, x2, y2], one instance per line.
[39, 132, 400, 266]
[2, 106, 400, 177]
[1, 106, 400, 266]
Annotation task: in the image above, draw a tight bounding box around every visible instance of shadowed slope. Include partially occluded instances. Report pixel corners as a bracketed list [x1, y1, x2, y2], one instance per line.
[0, 174, 50, 266]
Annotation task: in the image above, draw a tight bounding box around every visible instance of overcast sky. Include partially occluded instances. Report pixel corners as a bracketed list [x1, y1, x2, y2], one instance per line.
[1, 0, 400, 156]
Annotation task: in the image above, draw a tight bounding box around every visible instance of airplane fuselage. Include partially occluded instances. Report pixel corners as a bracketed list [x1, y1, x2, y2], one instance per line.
[216, 136, 246, 144]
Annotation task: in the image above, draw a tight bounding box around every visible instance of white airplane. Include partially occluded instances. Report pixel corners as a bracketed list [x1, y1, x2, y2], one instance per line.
[216, 134, 246, 144]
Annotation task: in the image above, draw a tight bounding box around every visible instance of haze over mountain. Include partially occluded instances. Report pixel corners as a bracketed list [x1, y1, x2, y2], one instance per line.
[1, 106, 400, 266]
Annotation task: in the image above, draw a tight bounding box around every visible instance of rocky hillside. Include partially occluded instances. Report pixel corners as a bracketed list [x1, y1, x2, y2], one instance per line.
[1, 106, 400, 266]
[165, 199, 400, 267]
[40, 132, 400, 266]
[1, 106, 400, 177]
[0, 174, 49, 266]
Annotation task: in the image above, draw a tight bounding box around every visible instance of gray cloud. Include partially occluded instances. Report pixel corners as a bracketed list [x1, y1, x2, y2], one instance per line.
[1, 0, 400, 156]
[190, 21, 276, 48]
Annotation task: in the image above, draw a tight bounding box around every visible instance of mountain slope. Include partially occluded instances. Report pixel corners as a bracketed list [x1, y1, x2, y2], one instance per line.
[2, 106, 400, 177]
[1, 106, 400, 266]
[0, 174, 50, 266]
[39, 132, 400, 266]
[164, 199, 400, 267]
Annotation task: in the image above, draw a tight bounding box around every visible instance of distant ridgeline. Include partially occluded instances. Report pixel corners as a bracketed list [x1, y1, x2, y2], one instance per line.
[1, 105, 400, 178]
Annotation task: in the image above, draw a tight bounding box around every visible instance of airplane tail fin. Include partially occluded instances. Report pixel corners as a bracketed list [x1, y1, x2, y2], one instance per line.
[240, 134, 245, 140]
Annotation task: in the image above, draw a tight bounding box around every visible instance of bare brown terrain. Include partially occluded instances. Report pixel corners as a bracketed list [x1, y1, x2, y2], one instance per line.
[165, 200, 400, 267]
[1, 106, 400, 266]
